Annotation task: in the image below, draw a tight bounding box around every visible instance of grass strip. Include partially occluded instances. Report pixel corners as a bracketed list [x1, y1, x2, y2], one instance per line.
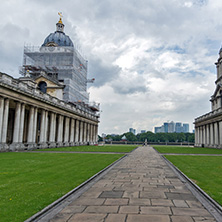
[0, 152, 123, 222]
[165, 155, 222, 205]
[34, 145, 138, 153]
[153, 145, 222, 154]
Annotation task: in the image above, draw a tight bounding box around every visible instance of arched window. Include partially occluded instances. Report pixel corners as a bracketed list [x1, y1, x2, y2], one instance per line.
[38, 81, 47, 93]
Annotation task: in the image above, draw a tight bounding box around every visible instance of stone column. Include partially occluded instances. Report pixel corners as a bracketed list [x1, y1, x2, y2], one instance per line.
[87, 123, 90, 143]
[203, 125, 206, 146]
[214, 122, 219, 147]
[95, 125, 98, 143]
[44, 111, 49, 142]
[199, 126, 202, 146]
[70, 119, 75, 145]
[10, 102, 21, 150]
[90, 124, 93, 144]
[0, 97, 4, 142]
[64, 117, 70, 146]
[39, 110, 46, 143]
[195, 127, 198, 146]
[75, 119, 79, 144]
[83, 122, 87, 144]
[79, 121, 83, 144]
[49, 112, 56, 147]
[210, 123, 214, 147]
[1, 98, 9, 144]
[219, 121, 222, 148]
[206, 124, 210, 146]
[57, 115, 64, 146]
[27, 106, 34, 147]
[32, 107, 38, 144]
[19, 104, 25, 144]
[92, 124, 96, 143]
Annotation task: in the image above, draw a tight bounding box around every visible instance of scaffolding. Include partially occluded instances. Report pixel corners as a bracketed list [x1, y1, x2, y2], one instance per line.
[20, 44, 89, 103]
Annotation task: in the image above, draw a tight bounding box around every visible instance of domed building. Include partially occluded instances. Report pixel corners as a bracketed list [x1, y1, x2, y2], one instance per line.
[21, 14, 91, 104]
[42, 17, 74, 47]
[0, 14, 99, 151]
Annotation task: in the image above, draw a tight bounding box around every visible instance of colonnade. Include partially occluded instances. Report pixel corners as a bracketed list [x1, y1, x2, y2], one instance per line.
[195, 121, 222, 148]
[0, 96, 98, 151]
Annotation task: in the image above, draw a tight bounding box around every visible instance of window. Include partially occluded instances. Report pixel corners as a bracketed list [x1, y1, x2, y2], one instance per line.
[38, 81, 47, 93]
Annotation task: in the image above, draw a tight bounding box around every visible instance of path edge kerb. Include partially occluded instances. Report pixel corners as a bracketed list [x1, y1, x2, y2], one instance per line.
[161, 154, 222, 220]
[24, 152, 128, 222]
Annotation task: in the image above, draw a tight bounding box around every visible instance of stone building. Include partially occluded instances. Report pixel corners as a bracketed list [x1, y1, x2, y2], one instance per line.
[0, 15, 99, 151]
[194, 46, 222, 148]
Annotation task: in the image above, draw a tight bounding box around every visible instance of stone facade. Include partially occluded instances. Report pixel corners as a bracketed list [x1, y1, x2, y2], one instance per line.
[0, 72, 99, 151]
[194, 47, 222, 148]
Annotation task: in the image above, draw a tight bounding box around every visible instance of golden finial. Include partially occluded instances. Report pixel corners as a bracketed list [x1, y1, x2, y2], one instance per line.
[58, 12, 63, 24]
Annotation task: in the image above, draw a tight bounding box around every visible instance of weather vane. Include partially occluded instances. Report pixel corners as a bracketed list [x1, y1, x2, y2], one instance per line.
[58, 12, 63, 19]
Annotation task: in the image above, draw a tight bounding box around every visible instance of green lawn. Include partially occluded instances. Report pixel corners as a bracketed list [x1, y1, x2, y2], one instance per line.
[165, 155, 222, 205]
[0, 152, 123, 222]
[153, 145, 222, 154]
[35, 145, 138, 153]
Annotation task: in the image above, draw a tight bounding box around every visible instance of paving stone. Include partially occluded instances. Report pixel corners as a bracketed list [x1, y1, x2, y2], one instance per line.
[171, 215, 194, 222]
[186, 200, 203, 208]
[143, 187, 169, 192]
[157, 185, 175, 189]
[68, 213, 106, 222]
[105, 214, 126, 222]
[60, 205, 86, 214]
[49, 213, 72, 222]
[119, 206, 139, 214]
[127, 214, 170, 222]
[165, 192, 197, 201]
[104, 198, 129, 205]
[129, 198, 151, 206]
[81, 191, 102, 198]
[173, 200, 189, 208]
[99, 191, 123, 198]
[140, 191, 166, 199]
[123, 191, 139, 198]
[84, 206, 118, 213]
[69, 198, 105, 206]
[172, 207, 212, 216]
[151, 199, 174, 206]
[140, 206, 171, 215]
[193, 216, 216, 221]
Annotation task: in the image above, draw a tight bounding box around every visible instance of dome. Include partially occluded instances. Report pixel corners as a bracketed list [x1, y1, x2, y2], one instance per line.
[42, 31, 74, 47]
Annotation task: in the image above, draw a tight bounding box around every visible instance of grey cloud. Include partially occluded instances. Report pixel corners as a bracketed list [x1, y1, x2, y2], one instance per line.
[88, 57, 121, 87]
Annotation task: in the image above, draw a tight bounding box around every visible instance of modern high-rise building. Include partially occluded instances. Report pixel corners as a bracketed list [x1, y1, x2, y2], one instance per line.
[168, 121, 175, 133]
[154, 121, 189, 133]
[183, 124, 189, 133]
[164, 123, 168, 133]
[175, 122, 182, 133]
[129, 128, 136, 135]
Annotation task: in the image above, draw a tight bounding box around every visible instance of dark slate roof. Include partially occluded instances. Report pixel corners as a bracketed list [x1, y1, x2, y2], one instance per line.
[42, 31, 74, 47]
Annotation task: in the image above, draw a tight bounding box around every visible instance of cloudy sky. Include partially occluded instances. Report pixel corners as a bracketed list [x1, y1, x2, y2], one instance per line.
[1, 0, 221, 135]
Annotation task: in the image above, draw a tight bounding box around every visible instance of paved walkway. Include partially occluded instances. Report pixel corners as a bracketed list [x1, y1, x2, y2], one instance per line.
[49, 146, 216, 222]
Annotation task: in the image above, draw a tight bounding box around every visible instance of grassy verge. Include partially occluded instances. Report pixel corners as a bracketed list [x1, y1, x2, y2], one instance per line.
[34, 145, 138, 153]
[0, 152, 123, 222]
[165, 155, 222, 205]
[153, 145, 222, 154]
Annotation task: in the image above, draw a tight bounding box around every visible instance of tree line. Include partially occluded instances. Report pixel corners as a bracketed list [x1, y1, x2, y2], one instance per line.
[99, 131, 195, 143]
